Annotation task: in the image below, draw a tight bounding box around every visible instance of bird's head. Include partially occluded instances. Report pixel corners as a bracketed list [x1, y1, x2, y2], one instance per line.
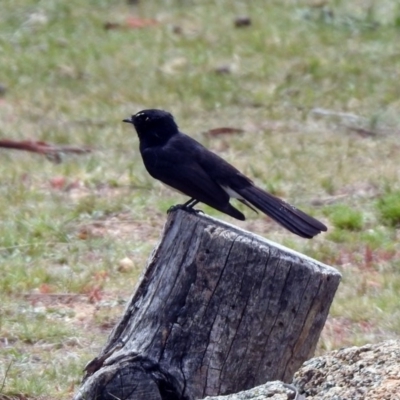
[123, 109, 179, 146]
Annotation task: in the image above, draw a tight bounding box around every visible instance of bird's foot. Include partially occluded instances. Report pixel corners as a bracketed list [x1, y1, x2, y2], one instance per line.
[167, 204, 204, 215]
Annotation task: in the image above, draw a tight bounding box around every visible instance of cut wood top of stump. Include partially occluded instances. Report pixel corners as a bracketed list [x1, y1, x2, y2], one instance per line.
[170, 210, 340, 278]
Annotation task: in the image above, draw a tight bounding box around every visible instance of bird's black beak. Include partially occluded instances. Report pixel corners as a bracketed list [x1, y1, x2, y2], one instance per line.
[123, 118, 133, 124]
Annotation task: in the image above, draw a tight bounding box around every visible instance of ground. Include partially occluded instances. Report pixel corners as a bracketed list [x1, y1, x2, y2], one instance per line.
[1, 1, 400, 398]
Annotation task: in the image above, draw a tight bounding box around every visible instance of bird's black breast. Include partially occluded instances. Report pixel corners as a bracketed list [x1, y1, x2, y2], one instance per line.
[139, 133, 197, 179]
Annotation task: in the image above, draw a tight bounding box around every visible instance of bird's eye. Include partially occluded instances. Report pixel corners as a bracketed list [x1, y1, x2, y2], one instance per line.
[135, 112, 151, 122]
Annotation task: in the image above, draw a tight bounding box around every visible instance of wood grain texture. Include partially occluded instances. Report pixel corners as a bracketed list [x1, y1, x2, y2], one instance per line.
[74, 210, 341, 400]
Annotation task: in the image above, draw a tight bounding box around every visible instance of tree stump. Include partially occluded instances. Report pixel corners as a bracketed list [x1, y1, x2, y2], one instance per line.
[74, 210, 341, 400]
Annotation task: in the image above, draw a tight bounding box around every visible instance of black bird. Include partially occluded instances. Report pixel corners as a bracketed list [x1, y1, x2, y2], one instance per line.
[123, 109, 327, 238]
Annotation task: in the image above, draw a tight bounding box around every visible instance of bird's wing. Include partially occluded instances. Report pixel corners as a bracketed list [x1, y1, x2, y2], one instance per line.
[180, 136, 327, 238]
[142, 144, 234, 212]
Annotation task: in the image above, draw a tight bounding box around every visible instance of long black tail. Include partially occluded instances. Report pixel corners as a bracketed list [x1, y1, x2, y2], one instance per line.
[237, 186, 327, 238]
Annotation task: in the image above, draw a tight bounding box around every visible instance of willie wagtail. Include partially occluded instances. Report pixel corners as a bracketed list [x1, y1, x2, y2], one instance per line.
[123, 109, 327, 238]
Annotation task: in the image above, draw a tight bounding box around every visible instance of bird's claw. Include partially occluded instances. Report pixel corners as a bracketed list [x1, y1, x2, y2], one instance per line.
[167, 204, 204, 215]
[167, 204, 183, 213]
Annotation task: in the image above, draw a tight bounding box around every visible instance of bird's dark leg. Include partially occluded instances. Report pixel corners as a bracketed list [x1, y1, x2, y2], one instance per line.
[167, 198, 204, 215]
[183, 198, 199, 208]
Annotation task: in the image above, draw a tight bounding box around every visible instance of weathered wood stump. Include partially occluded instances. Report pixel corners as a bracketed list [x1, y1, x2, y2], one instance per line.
[74, 210, 341, 400]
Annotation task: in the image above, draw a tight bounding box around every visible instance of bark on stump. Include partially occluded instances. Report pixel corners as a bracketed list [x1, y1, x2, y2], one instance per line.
[74, 210, 341, 400]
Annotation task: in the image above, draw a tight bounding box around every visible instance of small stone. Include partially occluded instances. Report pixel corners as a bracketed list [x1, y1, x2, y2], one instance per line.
[118, 257, 134, 272]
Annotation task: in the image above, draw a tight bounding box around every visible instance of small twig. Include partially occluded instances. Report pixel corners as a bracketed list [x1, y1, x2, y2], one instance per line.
[345, 125, 379, 138]
[310, 108, 367, 124]
[204, 127, 244, 136]
[0, 241, 60, 252]
[310, 194, 349, 206]
[0, 139, 92, 163]
[0, 360, 13, 394]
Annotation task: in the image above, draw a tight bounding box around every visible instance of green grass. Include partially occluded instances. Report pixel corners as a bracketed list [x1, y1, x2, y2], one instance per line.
[376, 190, 400, 227]
[327, 204, 364, 231]
[1, 0, 400, 398]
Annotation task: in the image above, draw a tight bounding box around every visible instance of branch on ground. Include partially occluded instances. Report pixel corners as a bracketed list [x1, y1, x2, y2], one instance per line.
[0, 139, 92, 163]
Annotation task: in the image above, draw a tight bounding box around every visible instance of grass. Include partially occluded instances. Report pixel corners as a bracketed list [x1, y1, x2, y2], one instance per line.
[376, 190, 400, 227]
[1, 0, 400, 398]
